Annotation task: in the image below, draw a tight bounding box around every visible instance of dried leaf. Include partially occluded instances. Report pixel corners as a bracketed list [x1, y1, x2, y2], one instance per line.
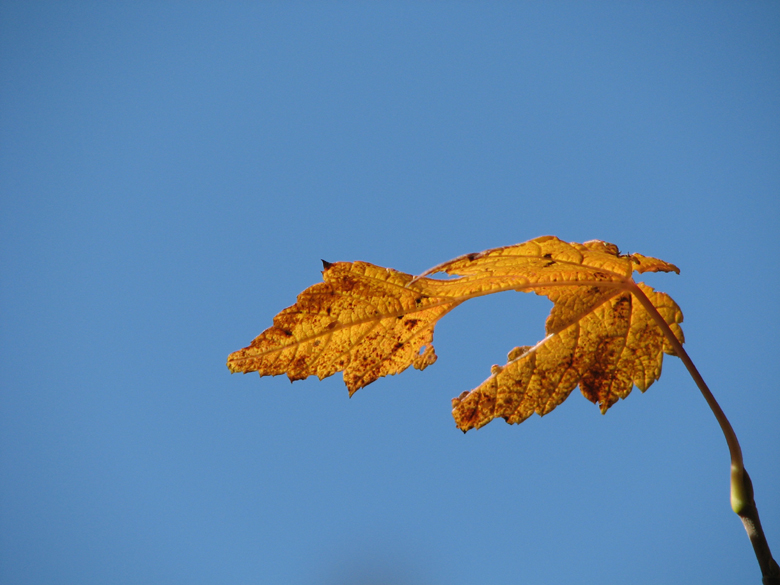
[227, 261, 464, 395]
[452, 282, 684, 431]
[227, 236, 684, 431]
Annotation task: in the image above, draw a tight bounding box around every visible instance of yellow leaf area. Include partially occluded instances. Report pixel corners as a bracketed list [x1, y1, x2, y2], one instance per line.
[226, 261, 459, 394]
[227, 236, 684, 432]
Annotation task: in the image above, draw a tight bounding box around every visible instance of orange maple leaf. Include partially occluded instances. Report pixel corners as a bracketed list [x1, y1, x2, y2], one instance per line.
[227, 236, 684, 431]
[227, 236, 780, 580]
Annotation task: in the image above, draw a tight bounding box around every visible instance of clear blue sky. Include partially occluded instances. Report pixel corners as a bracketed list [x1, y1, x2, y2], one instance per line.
[2, 3, 778, 584]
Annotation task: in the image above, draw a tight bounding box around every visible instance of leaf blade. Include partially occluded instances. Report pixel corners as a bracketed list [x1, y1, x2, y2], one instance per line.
[227, 236, 684, 429]
[227, 261, 463, 394]
[451, 282, 684, 431]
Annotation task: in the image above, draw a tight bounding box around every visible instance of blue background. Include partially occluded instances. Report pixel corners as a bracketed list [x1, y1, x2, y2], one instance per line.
[2, 2, 778, 584]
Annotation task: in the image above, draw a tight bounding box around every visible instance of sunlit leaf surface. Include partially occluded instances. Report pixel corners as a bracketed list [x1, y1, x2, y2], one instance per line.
[228, 236, 683, 431]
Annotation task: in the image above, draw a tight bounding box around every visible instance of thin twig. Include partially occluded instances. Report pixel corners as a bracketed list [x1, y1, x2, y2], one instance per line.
[627, 282, 779, 583]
